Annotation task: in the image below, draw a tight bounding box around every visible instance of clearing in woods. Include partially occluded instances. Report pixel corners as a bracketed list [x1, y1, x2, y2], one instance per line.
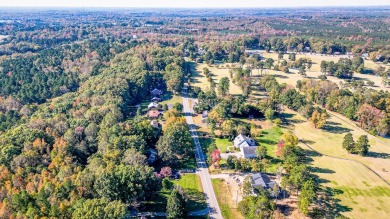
[189, 61, 242, 95]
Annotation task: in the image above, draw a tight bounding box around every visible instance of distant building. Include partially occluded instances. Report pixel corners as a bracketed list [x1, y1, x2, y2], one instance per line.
[148, 102, 159, 109]
[245, 50, 261, 55]
[151, 88, 163, 96]
[202, 110, 208, 123]
[151, 97, 161, 102]
[133, 34, 138, 39]
[334, 52, 341, 55]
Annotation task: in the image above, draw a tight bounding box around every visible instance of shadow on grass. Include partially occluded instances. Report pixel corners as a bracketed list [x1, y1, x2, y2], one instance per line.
[322, 124, 353, 134]
[366, 151, 390, 159]
[310, 166, 336, 174]
[311, 187, 352, 218]
[185, 188, 207, 212]
[259, 138, 278, 145]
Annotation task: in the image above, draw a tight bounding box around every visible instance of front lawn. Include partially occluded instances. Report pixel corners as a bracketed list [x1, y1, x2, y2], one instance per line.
[143, 174, 206, 212]
[215, 138, 233, 152]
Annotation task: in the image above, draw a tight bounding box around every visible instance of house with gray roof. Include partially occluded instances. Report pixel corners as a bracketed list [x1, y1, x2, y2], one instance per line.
[234, 134, 257, 158]
[234, 134, 256, 149]
[249, 173, 279, 197]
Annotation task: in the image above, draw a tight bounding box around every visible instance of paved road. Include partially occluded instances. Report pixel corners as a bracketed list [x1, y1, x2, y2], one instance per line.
[182, 88, 223, 219]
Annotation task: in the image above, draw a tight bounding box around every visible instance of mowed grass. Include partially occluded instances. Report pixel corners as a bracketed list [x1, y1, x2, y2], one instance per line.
[189, 62, 242, 95]
[303, 154, 390, 219]
[144, 174, 206, 212]
[215, 138, 233, 152]
[261, 51, 389, 73]
[283, 109, 390, 218]
[285, 108, 390, 182]
[173, 174, 207, 212]
[260, 51, 390, 91]
[212, 179, 244, 219]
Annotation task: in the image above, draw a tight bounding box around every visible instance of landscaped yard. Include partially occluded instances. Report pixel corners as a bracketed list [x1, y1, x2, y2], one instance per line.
[212, 179, 244, 219]
[215, 138, 233, 152]
[143, 174, 206, 212]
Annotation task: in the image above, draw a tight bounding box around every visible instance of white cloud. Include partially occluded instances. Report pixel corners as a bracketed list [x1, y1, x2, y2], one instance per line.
[0, 0, 389, 8]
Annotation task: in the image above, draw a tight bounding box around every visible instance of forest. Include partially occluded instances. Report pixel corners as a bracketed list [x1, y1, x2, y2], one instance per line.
[0, 6, 389, 219]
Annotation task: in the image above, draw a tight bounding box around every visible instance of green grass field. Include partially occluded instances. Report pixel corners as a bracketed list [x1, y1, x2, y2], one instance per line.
[284, 109, 390, 218]
[143, 174, 206, 212]
[215, 138, 233, 152]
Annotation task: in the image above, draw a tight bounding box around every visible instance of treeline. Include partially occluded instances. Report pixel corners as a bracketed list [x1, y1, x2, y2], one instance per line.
[0, 44, 191, 218]
[297, 79, 390, 136]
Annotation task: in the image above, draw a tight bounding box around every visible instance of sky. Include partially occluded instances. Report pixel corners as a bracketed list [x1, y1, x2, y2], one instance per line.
[0, 0, 389, 8]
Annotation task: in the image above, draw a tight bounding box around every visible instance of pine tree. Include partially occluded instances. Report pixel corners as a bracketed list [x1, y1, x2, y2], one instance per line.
[342, 133, 355, 153]
[355, 135, 370, 156]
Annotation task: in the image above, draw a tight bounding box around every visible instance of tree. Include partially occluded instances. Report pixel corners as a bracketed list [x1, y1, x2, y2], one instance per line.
[238, 189, 275, 219]
[355, 135, 370, 156]
[299, 66, 306, 77]
[157, 117, 193, 164]
[72, 198, 127, 219]
[310, 109, 327, 129]
[289, 53, 296, 61]
[276, 140, 285, 157]
[221, 120, 235, 138]
[342, 133, 355, 153]
[166, 187, 186, 219]
[218, 77, 230, 97]
[256, 146, 267, 160]
[320, 60, 328, 75]
[298, 180, 316, 215]
[94, 164, 158, 204]
[210, 149, 221, 168]
[227, 155, 237, 169]
[281, 131, 298, 147]
[264, 108, 275, 120]
[160, 166, 173, 178]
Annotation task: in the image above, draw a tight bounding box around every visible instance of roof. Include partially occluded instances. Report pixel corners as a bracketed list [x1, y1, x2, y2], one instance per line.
[250, 173, 272, 188]
[148, 102, 159, 109]
[151, 88, 162, 95]
[147, 109, 161, 118]
[242, 146, 257, 157]
[202, 110, 208, 118]
[151, 97, 161, 102]
[234, 134, 256, 147]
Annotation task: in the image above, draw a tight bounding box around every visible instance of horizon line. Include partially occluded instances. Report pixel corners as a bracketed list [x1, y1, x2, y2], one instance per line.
[1, 5, 390, 9]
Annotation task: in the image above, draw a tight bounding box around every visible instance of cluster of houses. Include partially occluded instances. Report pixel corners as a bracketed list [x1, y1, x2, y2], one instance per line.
[147, 88, 163, 128]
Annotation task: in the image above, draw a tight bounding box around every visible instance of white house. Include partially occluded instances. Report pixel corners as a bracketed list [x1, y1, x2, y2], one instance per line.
[148, 102, 159, 109]
[234, 134, 257, 158]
